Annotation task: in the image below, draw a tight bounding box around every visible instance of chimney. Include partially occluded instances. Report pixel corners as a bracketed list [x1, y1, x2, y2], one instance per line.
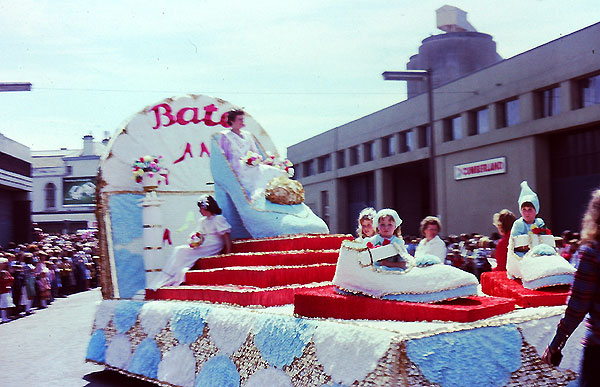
[82, 135, 94, 156]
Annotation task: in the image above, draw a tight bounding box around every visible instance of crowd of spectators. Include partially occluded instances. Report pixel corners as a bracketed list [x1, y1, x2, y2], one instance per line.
[0, 227, 99, 323]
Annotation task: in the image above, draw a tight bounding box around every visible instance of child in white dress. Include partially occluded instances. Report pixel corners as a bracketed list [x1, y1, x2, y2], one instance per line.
[150, 195, 232, 289]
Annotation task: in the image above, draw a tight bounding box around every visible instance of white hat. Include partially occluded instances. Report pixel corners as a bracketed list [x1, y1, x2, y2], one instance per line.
[518, 181, 539, 214]
[375, 208, 402, 227]
[358, 207, 376, 221]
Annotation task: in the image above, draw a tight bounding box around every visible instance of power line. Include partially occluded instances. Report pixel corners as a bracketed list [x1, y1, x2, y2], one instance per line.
[33, 86, 478, 96]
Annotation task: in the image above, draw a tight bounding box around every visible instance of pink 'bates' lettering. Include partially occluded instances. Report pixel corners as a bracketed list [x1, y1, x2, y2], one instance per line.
[151, 103, 230, 129]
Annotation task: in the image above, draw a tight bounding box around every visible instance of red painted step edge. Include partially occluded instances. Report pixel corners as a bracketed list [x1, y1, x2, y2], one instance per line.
[480, 271, 571, 308]
[232, 234, 352, 253]
[185, 264, 336, 287]
[294, 285, 515, 323]
[192, 250, 340, 270]
[146, 284, 330, 307]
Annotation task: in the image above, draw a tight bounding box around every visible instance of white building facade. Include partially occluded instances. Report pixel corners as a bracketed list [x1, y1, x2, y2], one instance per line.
[32, 135, 107, 233]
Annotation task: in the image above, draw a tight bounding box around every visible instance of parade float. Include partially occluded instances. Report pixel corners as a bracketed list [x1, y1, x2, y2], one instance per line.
[86, 95, 583, 387]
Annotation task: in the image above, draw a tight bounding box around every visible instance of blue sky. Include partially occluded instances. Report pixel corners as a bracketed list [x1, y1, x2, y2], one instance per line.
[1, 0, 598, 156]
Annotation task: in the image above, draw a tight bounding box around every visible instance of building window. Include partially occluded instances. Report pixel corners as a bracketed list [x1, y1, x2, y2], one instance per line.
[349, 146, 360, 166]
[321, 190, 330, 226]
[317, 155, 331, 173]
[66, 165, 73, 175]
[476, 108, 490, 134]
[381, 135, 396, 157]
[505, 98, 519, 126]
[417, 125, 430, 148]
[303, 160, 314, 177]
[444, 116, 462, 141]
[363, 142, 374, 162]
[336, 150, 345, 169]
[537, 86, 561, 118]
[45, 182, 56, 209]
[578, 74, 600, 108]
[399, 130, 414, 152]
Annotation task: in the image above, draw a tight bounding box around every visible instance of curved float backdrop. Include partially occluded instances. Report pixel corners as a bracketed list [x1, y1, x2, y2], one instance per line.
[97, 95, 279, 299]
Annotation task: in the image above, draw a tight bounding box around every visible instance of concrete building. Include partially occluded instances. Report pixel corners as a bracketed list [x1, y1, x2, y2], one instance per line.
[31, 135, 107, 233]
[0, 134, 32, 246]
[288, 20, 600, 237]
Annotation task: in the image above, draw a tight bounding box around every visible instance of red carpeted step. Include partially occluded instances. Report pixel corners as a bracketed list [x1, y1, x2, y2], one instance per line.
[480, 271, 571, 308]
[294, 285, 515, 323]
[192, 250, 340, 270]
[185, 263, 336, 287]
[232, 234, 352, 253]
[146, 283, 330, 307]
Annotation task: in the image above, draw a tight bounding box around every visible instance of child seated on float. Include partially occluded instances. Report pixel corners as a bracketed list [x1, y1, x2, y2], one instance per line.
[363, 209, 410, 268]
[355, 207, 376, 241]
[510, 181, 547, 257]
[150, 195, 232, 290]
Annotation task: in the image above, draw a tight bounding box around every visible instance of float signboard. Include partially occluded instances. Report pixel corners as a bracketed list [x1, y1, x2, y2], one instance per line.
[63, 176, 96, 205]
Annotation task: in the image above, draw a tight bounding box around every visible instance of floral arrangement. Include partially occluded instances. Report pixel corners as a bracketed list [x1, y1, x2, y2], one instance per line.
[189, 232, 204, 249]
[243, 151, 263, 167]
[132, 155, 163, 183]
[531, 224, 552, 235]
[242, 151, 295, 177]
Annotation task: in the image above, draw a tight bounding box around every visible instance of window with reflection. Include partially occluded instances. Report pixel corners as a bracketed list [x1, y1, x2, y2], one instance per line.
[336, 150, 345, 169]
[506, 99, 519, 126]
[476, 108, 490, 134]
[578, 74, 600, 108]
[538, 86, 561, 118]
[363, 142, 374, 162]
[303, 160, 314, 177]
[399, 130, 415, 152]
[381, 135, 396, 157]
[318, 155, 331, 173]
[45, 182, 56, 209]
[349, 146, 360, 165]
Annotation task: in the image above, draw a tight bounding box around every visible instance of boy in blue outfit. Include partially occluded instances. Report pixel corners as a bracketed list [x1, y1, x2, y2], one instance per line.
[511, 181, 547, 256]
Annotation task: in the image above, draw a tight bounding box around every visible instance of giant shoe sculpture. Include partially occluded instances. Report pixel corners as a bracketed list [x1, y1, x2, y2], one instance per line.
[210, 135, 329, 239]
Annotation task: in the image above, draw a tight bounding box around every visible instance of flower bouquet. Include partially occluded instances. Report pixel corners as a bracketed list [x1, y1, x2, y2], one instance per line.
[243, 151, 263, 167]
[189, 232, 204, 249]
[242, 151, 295, 177]
[132, 155, 163, 183]
[531, 224, 552, 235]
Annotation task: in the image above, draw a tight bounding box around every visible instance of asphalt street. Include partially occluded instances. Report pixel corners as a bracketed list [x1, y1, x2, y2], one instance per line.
[0, 288, 155, 387]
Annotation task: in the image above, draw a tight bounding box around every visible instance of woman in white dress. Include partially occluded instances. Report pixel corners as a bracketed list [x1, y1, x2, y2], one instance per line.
[218, 109, 287, 200]
[150, 195, 232, 290]
[414, 216, 448, 261]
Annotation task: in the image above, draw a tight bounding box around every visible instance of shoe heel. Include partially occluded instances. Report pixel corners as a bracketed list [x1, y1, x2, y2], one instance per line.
[215, 185, 251, 239]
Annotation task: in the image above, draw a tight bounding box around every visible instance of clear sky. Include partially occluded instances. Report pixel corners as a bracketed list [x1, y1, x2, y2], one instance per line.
[1, 0, 598, 156]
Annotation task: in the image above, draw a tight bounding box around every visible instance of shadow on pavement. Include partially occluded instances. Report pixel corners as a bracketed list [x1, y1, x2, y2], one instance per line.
[84, 370, 158, 387]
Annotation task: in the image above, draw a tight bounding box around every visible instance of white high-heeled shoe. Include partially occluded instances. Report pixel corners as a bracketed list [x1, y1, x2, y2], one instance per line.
[333, 241, 479, 303]
[210, 136, 329, 239]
